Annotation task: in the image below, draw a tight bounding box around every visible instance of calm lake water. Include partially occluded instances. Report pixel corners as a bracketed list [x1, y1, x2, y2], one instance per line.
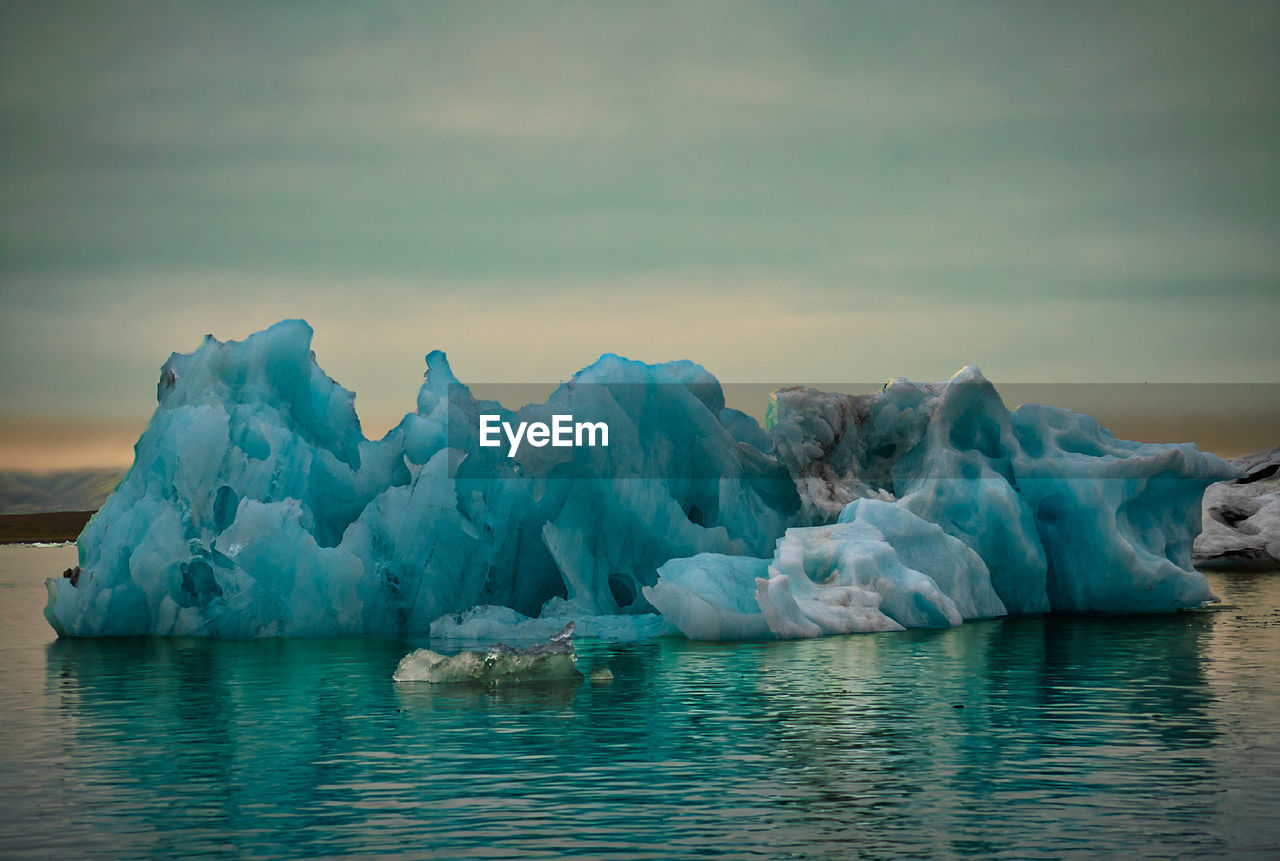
[2, 544, 1279, 859]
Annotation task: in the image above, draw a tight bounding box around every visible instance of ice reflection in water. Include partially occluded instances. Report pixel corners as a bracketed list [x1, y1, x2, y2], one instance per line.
[2, 545, 1279, 858]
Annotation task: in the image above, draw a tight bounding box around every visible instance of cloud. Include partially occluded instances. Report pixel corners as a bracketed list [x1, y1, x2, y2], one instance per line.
[1, 1, 1277, 470]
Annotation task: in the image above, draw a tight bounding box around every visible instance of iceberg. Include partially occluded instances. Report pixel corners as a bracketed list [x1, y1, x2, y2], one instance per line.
[44, 320, 1237, 642]
[756, 371, 1235, 621]
[394, 622, 582, 685]
[1195, 447, 1280, 567]
[646, 499, 1004, 640]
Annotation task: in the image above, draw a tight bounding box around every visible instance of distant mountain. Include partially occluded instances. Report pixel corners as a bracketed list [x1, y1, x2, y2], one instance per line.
[0, 468, 126, 514]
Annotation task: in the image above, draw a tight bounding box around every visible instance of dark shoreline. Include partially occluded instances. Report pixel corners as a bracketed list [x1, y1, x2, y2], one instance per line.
[0, 511, 93, 545]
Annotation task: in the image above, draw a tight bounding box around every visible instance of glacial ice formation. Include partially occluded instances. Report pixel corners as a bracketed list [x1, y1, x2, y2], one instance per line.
[1195, 447, 1280, 567]
[644, 499, 1005, 640]
[45, 320, 1237, 641]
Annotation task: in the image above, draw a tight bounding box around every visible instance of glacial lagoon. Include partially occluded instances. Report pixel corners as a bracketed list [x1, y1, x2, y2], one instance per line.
[5, 544, 1280, 858]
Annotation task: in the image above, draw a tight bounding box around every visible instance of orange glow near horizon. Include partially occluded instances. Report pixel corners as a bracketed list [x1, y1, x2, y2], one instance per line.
[0, 419, 144, 472]
[2, 396, 1276, 473]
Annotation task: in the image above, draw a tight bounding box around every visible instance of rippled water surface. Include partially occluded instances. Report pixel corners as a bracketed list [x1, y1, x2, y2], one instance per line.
[3, 544, 1280, 858]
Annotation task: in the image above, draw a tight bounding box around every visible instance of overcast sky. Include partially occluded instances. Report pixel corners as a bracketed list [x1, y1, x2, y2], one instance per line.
[2, 1, 1278, 467]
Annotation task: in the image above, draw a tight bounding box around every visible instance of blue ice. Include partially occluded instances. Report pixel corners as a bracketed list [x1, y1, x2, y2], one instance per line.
[44, 321, 1235, 641]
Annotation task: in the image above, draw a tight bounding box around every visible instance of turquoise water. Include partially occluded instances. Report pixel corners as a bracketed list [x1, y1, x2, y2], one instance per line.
[3, 545, 1280, 858]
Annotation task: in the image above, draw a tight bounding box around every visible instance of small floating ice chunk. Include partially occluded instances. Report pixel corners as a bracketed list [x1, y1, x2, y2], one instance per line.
[393, 622, 583, 684]
[428, 603, 671, 643]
